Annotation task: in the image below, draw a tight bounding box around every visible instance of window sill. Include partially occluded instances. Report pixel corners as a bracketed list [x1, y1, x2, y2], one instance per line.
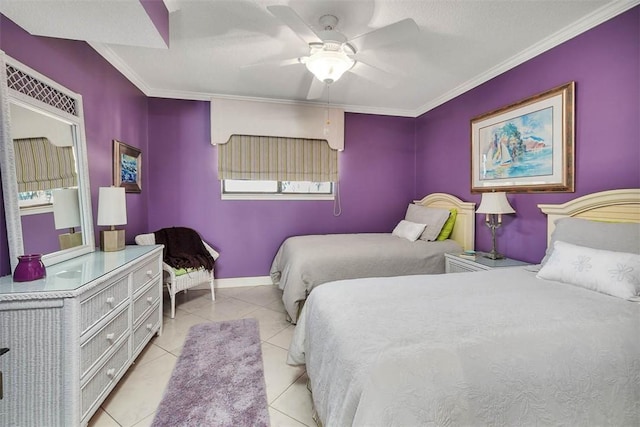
[20, 205, 53, 216]
[221, 193, 334, 201]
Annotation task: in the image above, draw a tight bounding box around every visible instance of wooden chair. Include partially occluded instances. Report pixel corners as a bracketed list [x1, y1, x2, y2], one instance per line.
[135, 233, 219, 318]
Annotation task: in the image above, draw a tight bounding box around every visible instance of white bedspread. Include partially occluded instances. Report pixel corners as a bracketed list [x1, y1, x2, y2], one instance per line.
[270, 233, 461, 322]
[288, 268, 640, 426]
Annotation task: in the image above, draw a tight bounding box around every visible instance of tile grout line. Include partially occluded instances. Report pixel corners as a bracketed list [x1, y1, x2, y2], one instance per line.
[269, 406, 313, 427]
[267, 370, 307, 405]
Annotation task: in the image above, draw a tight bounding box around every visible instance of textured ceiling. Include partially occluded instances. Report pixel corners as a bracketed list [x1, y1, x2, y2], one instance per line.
[2, 0, 636, 117]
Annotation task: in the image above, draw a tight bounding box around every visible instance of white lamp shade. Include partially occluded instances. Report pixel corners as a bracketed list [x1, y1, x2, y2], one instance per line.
[52, 188, 81, 230]
[476, 192, 515, 214]
[305, 50, 355, 83]
[97, 187, 127, 226]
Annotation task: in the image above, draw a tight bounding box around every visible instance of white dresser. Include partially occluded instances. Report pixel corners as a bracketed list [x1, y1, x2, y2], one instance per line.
[0, 245, 163, 426]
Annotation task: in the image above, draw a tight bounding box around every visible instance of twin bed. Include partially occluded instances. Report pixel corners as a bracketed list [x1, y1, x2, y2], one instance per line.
[270, 193, 476, 322]
[287, 189, 640, 426]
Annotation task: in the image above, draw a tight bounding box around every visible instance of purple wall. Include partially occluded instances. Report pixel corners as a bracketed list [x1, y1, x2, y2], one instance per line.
[415, 6, 640, 264]
[147, 100, 416, 278]
[0, 16, 150, 275]
[1, 7, 637, 277]
[139, 0, 170, 47]
[20, 214, 58, 255]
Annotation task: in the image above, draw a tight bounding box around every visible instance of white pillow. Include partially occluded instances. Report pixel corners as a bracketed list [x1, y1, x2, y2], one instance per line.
[540, 218, 640, 266]
[537, 240, 640, 300]
[404, 204, 451, 241]
[392, 220, 427, 242]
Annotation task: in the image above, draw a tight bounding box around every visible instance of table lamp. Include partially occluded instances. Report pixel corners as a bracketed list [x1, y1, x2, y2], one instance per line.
[52, 188, 83, 250]
[476, 191, 515, 260]
[98, 186, 127, 252]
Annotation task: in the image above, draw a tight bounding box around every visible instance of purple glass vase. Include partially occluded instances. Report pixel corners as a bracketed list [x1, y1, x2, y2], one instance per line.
[13, 254, 47, 282]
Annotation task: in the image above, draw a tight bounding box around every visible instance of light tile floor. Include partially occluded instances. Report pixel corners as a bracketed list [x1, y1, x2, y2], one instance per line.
[88, 285, 314, 427]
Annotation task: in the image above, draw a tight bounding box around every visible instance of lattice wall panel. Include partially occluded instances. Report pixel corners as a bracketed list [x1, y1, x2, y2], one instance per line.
[6, 64, 78, 116]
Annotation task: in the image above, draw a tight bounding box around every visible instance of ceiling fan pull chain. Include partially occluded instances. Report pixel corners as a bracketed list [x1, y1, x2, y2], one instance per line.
[324, 83, 331, 136]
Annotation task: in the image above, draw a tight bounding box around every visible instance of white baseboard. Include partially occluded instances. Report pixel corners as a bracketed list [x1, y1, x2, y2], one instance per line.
[189, 275, 273, 290]
[215, 276, 273, 288]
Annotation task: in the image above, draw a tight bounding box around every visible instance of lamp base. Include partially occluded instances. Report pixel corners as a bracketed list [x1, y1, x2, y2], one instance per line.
[100, 229, 125, 252]
[484, 217, 504, 261]
[58, 232, 83, 250]
[483, 251, 504, 260]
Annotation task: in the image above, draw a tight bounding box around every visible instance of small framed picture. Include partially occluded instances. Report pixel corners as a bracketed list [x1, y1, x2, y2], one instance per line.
[113, 139, 141, 193]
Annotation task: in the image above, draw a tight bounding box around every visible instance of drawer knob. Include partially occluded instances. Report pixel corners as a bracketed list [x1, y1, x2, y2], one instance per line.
[146, 270, 153, 277]
[146, 296, 154, 304]
[106, 297, 115, 306]
[106, 368, 116, 379]
[146, 323, 153, 331]
[106, 333, 115, 343]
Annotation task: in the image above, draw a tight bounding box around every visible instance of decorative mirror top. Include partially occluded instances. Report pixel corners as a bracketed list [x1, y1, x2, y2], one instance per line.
[6, 63, 78, 116]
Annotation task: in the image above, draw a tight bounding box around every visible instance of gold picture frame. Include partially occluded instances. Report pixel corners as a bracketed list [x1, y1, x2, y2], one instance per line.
[113, 139, 142, 193]
[470, 82, 575, 193]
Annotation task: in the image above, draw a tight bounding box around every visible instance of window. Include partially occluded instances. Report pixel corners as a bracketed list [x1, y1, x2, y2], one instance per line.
[222, 179, 333, 199]
[281, 181, 332, 194]
[19, 190, 53, 208]
[218, 135, 338, 200]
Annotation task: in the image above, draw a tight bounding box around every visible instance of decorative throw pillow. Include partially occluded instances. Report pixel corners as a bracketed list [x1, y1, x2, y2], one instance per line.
[541, 218, 640, 266]
[537, 240, 640, 300]
[392, 220, 427, 242]
[436, 209, 457, 241]
[404, 204, 451, 241]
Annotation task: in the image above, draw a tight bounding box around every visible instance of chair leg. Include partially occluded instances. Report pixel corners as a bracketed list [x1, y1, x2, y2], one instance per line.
[168, 285, 176, 319]
[210, 275, 215, 301]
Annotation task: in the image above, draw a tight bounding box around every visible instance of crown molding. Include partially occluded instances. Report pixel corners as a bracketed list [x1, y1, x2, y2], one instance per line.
[88, 42, 152, 96]
[336, 102, 416, 117]
[88, 38, 445, 116]
[90, 1, 638, 119]
[88, 44, 416, 116]
[148, 87, 416, 116]
[413, 0, 640, 117]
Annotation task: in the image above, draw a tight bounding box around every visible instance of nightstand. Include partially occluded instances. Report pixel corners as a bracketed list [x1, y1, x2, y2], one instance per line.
[445, 252, 529, 273]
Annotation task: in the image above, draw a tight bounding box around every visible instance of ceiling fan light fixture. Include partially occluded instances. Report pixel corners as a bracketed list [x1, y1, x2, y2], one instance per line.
[305, 50, 355, 84]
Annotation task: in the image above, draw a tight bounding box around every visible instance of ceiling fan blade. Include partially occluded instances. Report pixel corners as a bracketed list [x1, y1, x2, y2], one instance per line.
[240, 57, 302, 70]
[349, 18, 419, 52]
[267, 5, 321, 45]
[350, 61, 399, 89]
[306, 77, 326, 100]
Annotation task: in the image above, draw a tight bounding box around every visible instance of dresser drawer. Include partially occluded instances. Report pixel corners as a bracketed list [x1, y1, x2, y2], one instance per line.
[81, 338, 129, 419]
[80, 275, 129, 334]
[446, 262, 481, 273]
[80, 307, 130, 378]
[133, 281, 160, 325]
[133, 305, 160, 356]
[131, 257, 160, 293]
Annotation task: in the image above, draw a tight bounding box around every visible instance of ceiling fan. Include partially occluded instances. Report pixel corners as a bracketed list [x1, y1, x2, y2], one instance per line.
[261, 5, 419, 100]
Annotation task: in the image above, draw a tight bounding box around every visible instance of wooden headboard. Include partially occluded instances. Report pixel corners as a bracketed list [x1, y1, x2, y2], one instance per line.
[414, 193, 476, 251]
[538, 189, 640, 245]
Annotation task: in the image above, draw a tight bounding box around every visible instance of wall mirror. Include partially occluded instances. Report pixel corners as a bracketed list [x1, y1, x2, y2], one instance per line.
[0, 52, 94, 272]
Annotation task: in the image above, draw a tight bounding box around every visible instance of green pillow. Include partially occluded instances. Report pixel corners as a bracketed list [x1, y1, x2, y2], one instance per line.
[172, 267, 198, 276]
[436, 208, 457, 241]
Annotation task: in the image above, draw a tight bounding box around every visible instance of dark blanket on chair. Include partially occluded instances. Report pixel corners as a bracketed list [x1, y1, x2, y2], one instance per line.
[154, 227, 215, 271]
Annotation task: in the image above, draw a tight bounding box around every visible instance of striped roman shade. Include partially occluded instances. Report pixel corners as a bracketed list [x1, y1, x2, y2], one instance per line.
[218, 135, 338, 182]
[14, 137, 78, 192]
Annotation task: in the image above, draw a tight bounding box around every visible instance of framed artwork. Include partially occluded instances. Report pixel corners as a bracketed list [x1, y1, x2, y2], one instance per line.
[113, 140, 142, 193]
[471, 82, 575, 193]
